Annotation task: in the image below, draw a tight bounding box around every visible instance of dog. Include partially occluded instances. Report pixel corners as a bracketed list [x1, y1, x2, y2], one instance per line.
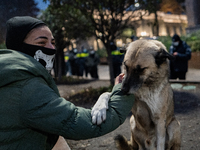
[114, 39, 181, 150]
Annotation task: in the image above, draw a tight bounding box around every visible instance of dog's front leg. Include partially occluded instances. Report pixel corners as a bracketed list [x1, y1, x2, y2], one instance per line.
[91, 92, 111, 125]
[156, 119, 166, 150]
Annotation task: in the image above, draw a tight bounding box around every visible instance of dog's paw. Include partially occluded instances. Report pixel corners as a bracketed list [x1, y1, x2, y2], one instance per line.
[114, 135, 132, 150]
[91, 92, 111, 125]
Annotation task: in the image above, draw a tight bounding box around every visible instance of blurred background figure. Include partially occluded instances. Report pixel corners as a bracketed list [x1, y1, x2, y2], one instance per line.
[110, 42, 124, 78]
[77, 46, 89, 78]
[85, 47, 99, 79]
[169, 34, 191, 80]
[68, 48, 79, 76]
[130, 35, 136, 42]
[64, 51, 72, 76]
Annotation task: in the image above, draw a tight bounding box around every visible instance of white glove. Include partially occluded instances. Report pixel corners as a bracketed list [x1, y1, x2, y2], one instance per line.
[91, 92, 111, 125]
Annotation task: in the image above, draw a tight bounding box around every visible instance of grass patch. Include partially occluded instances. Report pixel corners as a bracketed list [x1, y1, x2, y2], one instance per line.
[67, 86, 112, 107]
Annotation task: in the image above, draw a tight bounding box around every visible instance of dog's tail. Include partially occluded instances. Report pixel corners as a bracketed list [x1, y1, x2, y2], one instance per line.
[114, 134, 135, 150]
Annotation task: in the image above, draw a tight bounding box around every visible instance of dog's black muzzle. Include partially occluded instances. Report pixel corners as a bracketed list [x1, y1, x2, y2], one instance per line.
[121, 82, 130, 94]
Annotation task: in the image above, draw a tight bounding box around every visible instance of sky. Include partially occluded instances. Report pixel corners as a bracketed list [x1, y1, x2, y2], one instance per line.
[34, 0, 50, 10]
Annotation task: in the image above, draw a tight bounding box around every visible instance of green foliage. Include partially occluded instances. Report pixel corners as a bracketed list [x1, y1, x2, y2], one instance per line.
[138, 0, 162, 13]
[183, 30, 200, 42]
[186, 41, 200, 52]
[182, 30, 200, 52]
[157, 36, 172, 51]
[0, 0, 39, 43]
[158, 30, 200, 52]
[40, 3, 94, 42]
[96, 48, 108, 58]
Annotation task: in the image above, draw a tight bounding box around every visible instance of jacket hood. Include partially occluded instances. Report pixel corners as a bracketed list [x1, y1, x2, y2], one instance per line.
[172, 34, 181, 42]
[0, 49, 58, 94]
[6, 16, 46, 51]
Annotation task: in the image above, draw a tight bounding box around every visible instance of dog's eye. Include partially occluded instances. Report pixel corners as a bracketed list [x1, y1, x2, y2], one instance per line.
[140, 67, 147, 72]
[124, 64, 129, 72]
[136, 65, 147, 73]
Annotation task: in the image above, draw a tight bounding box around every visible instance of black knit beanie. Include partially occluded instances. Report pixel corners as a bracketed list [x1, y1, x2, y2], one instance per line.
[172, 34, 181, 42]
[6, 16, 46, 51]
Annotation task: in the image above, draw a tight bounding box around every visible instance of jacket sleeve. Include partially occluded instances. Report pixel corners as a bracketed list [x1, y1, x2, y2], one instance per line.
[20, 77, 134, 140]
[177, 42, 191, 60]
[169, 45, 174, 54]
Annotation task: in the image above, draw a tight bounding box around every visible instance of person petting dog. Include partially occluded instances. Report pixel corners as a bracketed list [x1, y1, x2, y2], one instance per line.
[0, 16, 135, 150]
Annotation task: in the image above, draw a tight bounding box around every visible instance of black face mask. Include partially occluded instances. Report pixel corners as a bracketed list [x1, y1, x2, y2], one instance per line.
[21, 43, 56, 73]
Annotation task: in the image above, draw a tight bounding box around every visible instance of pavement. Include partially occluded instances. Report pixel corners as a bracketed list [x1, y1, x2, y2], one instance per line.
[95, 65, 200, 82]
[184, 68, 200, 81]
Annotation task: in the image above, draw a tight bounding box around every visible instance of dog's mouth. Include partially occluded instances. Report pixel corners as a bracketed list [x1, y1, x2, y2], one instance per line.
[121, 79, 143, 95]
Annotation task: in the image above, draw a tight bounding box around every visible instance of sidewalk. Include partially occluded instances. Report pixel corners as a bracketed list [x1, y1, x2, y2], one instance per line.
[186, 68, 200, 81]
[97, 65, 200, 82]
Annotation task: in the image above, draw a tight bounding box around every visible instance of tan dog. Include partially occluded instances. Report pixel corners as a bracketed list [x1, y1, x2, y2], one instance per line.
[115, 39, 181, 150]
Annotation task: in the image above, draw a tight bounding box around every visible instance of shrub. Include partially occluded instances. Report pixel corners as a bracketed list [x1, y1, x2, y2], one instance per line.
[157, 36, 172, 51]
[182, 30, 200, 52]
[186, 41, 200, 52]
[158, 30, 200, 52]
[96, 48, 107, 58]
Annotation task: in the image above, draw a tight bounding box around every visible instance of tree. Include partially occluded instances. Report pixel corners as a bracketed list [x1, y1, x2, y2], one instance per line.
[137, 0, 162, 36]
[0, 0, 39, 43]
[137, 0, 185, 36]
[40, 8, 67, 80]
[40, 4, 93, 80]
[160, 0, 184, 14]
[43, 0, 140, 85]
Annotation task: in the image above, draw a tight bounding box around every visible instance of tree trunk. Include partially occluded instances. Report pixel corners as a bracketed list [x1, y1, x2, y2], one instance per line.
[154, 11, 159, 36]
[53, 28, 66, 81]
[57, 52, 65, 81]
[106, 47, 115, 86]
[54, 50, 65, 81]
[54, 45, 66, 80]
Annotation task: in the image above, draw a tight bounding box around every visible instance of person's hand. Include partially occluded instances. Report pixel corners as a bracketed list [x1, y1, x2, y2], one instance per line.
[173, 52, 178, 56]
[91, 92, 111, 125]
[52, 136, 71, 150]
[115, 73, 125, 85]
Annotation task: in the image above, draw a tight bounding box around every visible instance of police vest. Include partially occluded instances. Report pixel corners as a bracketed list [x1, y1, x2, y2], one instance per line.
[111, 50, 124, 56]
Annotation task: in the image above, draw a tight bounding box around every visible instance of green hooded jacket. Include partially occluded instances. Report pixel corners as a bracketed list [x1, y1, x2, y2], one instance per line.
[0, 49, 134, 150]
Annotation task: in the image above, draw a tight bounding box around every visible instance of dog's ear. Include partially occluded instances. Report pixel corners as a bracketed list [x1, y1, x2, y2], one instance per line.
[120, 43, 130, 53]
[155, 49, 175, 66]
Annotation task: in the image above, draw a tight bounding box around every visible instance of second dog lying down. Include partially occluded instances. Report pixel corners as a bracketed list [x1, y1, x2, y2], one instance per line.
[91, 39, 181, 150]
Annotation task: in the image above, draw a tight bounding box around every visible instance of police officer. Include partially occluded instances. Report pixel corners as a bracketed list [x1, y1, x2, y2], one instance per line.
[78, 46, 89, 77]
[111, 42, 124, 78]
[69, 48, 78, 76]
[85, 47, 99, 79]
[64, 52, 72, 76]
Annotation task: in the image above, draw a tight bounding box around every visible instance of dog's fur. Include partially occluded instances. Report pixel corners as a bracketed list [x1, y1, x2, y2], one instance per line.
[115, 39, 181, 150]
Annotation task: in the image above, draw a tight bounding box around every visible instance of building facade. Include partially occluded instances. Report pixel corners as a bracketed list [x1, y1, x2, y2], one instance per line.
[185, 0, 200, 33]
[73, 11, 187, 51]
